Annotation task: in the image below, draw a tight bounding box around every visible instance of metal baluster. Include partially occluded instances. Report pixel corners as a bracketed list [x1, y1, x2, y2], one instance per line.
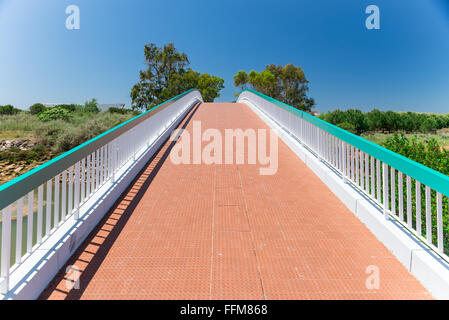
[398, 172, 404, 221]
[416, 181, 421, 235]
[15, 198, 24, 264]
[425, 186, 432, 245]
[383, 163, 389, 220]
[27, 190, 34, 253]
[436, 192, 443, 253]
[390, 167, 395, 216]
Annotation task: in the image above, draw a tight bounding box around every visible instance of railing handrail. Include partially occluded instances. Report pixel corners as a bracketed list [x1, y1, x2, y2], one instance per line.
[238, 88, 449, 198]
[0, 88, 199, 210]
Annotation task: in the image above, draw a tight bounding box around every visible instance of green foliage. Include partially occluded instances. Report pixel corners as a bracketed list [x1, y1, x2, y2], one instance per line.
[0, 111, 136, 157]
[381, 133, 449, 253]
[37, 106, 73, 122]
[232, 64, 315, 112]
[0, 104, 20, 115]
[365, 109, 385, 131]
[336, 122, 356, 133]
[53, 112, 134, 151]
[29, 103, 46, 115]
[197, 73, 224, 102]
[81, 98, 100, 113]
[55, 104, 77, 112]
[233, 70, 248, 90]
[420, 117, 438, 133]
[108, 107, 139, 115]
[320, 109, 449, 135]
[131, 43, 224, 110]
[0, 144, 47, 164]
[383, 133, 449, 175]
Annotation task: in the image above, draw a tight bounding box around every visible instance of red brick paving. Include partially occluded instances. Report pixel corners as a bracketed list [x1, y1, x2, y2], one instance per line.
[39, 103, 432, 300]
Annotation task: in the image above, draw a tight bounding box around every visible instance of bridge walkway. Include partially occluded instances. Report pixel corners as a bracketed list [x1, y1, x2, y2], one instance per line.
[39, 102, 431, 299]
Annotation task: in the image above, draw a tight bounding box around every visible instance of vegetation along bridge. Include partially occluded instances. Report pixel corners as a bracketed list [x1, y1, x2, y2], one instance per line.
[1, 89, 448, 299]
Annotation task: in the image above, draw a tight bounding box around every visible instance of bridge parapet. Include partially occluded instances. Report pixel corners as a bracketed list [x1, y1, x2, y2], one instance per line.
[238, 89, 449, 265]
[0, 89, 202, 298]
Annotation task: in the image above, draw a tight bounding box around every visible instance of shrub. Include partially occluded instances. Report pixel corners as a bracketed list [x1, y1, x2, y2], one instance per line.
[32, 144, 45, 153]
[382, 134, 449, 253]
[336, 122, 356, 133]
[32, 120, 66, 147]
[0, 111, 136, 156]
[0, 104, 20, 115]
[365, 109, 385, 131]
[52, 112, 134, 152]
[108, 107, 138, 115]
[383, 111, 402, 132]
[29, 103, 46, 115]
[37, 106, 73, 122]
[83, 98, 100, 113]
[320, 109, 449, 135]
[420, 117, 438, 133]
[55, 104, 76, 112]
[0, 145, 43, 164]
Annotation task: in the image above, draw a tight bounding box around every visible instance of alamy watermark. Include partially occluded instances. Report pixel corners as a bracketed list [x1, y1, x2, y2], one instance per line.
[65, 265, 81, 290]
[365, 265, 380, 290]
[169, 121, 278, 175]
[66, 5, 80, 30]
[365, 5, 380, 30]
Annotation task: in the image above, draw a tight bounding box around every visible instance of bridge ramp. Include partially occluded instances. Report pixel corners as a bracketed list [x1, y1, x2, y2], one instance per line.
[40, 103, 431, 299]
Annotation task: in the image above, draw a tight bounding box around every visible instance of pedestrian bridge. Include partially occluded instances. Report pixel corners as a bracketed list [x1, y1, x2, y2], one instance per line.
[1, 89, 448, 299]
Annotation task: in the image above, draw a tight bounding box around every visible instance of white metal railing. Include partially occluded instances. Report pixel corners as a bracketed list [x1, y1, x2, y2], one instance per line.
[238, 89, 449, 262]
[0, 89, 202, 294]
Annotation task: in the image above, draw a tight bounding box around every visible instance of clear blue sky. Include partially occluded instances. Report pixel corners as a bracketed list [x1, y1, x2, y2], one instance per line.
[1, 0, 449, 113]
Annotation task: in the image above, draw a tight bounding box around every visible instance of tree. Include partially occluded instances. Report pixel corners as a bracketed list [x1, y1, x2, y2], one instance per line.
[0, 104, 19, 115]
[233, 71, 248, 91]
[233, 64, 315, 112]
[131, 43, 224, 110]
[29, 103, 46, 115]
[344, 109, 368, 134]
[198, 73, 225, 102]
[83, 98, 100, 113]
[383, 111, 402, 132]
[420, 117, 438, 133]
[337, 122, 356, 133]
[366, 109, 385, 131]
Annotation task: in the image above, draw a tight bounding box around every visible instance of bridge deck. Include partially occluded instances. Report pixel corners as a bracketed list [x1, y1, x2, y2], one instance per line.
[40, 103, 431, 299]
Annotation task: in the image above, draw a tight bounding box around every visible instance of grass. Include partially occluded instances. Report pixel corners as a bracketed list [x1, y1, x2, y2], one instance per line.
[0, 111, 137, 156]
[0, 130, 35, 139]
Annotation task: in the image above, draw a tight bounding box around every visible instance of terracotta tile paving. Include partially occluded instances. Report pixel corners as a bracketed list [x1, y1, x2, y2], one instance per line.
[40, 103, 432, 300]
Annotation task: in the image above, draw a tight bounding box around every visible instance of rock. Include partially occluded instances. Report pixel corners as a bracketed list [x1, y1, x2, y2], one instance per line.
[0, 138, 37, 152]
[14, 166, 24, 173]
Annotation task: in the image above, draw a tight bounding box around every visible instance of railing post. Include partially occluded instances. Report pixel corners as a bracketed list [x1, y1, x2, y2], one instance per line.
[1, 205, 12, 294]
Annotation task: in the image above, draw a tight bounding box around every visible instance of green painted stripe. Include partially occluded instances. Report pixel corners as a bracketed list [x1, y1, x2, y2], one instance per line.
[239, 88, 449, 198]
[0, 89, 200, 210]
